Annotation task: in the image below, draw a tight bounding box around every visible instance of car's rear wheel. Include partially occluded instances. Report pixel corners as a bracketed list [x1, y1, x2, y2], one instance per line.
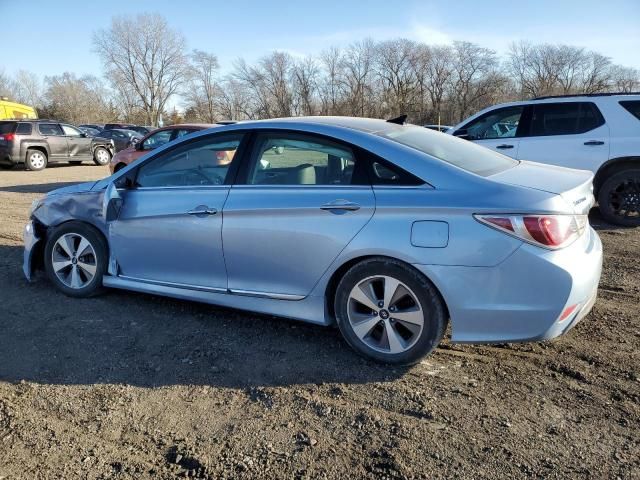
[44, 222, 107, 297]
[334, 258, 447, 365]
[598, 169, 640, 227]
[93, 147, 111, 166]
[25, 149, 47, 171]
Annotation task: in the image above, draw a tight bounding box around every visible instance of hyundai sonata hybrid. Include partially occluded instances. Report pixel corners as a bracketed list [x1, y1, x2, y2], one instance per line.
[23, 116, 603, 364]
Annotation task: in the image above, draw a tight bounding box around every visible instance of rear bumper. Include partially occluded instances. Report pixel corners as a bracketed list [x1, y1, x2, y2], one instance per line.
[414, 227, 603, 343]
[0, 145, 16, 165]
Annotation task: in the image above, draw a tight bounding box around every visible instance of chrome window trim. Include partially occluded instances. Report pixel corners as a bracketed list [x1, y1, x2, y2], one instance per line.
[133, 185, 231, 192]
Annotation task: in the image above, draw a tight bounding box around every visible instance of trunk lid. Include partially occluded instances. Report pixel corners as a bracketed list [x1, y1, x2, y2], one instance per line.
[489, 160, 595, 215]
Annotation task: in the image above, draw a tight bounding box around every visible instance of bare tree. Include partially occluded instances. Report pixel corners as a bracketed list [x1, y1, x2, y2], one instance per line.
[609, 65, 640, 92]
[339, 39, 376, 117]
[185, 49, 220, 122]
[0, 69, 14, 98]
[318, 47, 344, 115]
[233, 52, 295, 118]
[93, 13, 189, 126]
[292, 57, 319, 116]
[42, 73, 111, 124]
[216, 78, 254, 120]
[12, 70, 44, 107]
[450, 41, 501, 121]
[375, 39, 419, 117]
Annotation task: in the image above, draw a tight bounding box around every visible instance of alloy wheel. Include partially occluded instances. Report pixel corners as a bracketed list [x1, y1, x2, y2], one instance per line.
[608, 177, 640, 220]
[347, 275, 424, 354]
[51, 233, 98, 289]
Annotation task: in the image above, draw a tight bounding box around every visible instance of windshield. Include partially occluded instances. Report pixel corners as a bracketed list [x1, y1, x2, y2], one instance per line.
[378, 125, 518, 177]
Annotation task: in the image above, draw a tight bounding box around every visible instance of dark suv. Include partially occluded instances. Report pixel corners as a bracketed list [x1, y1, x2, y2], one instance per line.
[0, 120, 115, 171]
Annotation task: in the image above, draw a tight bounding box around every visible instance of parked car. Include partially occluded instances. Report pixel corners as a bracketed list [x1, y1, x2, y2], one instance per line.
[98, 129, 143, 153]
[79, 123, 104, 131]
[23, 117, 602, 364]
[0, 97, 37, 120]
[103, 123, 150, 136]
[0, 120, 114, 171]
[109, 124, 215, 173]
[448, 93, 640, 226]
[424, 124, 452, 133]
[78, 126, 101, 137]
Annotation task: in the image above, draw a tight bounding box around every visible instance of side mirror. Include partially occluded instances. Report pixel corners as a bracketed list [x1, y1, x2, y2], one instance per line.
[103, 182, 123, 222]
[453, 129, 470, 139]
[80, 133, 87, 138]
[135, 141, 144, 151]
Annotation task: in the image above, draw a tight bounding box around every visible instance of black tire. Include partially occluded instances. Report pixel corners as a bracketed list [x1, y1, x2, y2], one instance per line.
[597, 169, 640, 227]
[114, 163, 127, 173]
[44, 221, 108, 298]
[69, 160, 83, 165]
[93, 146, 111, 166]
[334, 257, 448, 365]
[25, 149, 47, 171]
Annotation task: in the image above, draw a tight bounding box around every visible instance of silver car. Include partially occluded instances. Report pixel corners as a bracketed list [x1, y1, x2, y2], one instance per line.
[23, 117, 603, 364]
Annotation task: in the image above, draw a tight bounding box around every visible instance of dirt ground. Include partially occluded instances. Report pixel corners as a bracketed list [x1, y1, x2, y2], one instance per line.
[0, 164, 638, 480]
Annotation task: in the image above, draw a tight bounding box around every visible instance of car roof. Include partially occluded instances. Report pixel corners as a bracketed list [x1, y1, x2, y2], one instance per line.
[110, 128, 143, 135]
[153, 123, 216, 131]
[227, 116, 402, 134]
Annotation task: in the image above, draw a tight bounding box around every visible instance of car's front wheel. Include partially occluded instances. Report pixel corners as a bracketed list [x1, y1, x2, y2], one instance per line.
[334, 258, 447, 365]
[598, 169, 640, 227]
[93, 147, 112, 166]
[44, 222, 107, 297]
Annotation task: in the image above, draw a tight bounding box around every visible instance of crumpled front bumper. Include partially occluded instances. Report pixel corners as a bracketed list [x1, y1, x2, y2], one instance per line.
[23, 220, 41, 282]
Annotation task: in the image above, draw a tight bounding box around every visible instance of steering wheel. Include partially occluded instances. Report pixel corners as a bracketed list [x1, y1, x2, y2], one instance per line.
[182, 168, 224, 186]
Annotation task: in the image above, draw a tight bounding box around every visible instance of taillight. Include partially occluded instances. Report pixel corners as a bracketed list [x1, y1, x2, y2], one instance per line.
[0, 133, 15, 141]
[474, 214, 587, 249]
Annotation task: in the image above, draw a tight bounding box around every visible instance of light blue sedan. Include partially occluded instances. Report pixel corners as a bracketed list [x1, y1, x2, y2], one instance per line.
[23, 117, 602, 364]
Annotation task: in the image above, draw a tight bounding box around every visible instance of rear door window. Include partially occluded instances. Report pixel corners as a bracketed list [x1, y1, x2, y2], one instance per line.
[247, 133, 357, 186]
[620, 101, 640, 120]
[38, 123, 65, 136]
[527, 102, 604, 136]
[15, 123, 32, 135]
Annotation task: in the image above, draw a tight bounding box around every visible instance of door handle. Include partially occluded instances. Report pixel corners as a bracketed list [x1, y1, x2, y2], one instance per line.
[320, 200, 361, 212]
[584, 140, 605, 146]
[496, 144, 514, 149]
[187, 206, 217, 215]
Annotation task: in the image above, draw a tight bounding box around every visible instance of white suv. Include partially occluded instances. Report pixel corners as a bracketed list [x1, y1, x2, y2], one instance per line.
[448, 93, 640, 226]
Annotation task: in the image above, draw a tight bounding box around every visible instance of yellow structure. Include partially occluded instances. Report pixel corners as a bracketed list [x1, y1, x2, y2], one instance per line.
[0, 98, 37, 120]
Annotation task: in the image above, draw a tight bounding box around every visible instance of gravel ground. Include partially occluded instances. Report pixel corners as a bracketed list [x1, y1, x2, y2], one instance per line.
[0, 164, 638, 479]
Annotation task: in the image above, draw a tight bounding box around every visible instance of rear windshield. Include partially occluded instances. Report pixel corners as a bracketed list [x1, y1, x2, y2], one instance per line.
[377, 125, 518, 177]
[620, 101, 640, 121]
[0, 122, 16, 134]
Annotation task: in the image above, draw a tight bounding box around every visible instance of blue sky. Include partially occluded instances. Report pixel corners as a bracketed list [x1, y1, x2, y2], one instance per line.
[1, 0, 639, 78]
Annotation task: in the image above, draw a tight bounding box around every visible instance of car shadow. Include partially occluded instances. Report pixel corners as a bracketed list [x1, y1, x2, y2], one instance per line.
[0, 181, 90, 194]
[0, 245, 408, 388]
[588, 206, 633, 231]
